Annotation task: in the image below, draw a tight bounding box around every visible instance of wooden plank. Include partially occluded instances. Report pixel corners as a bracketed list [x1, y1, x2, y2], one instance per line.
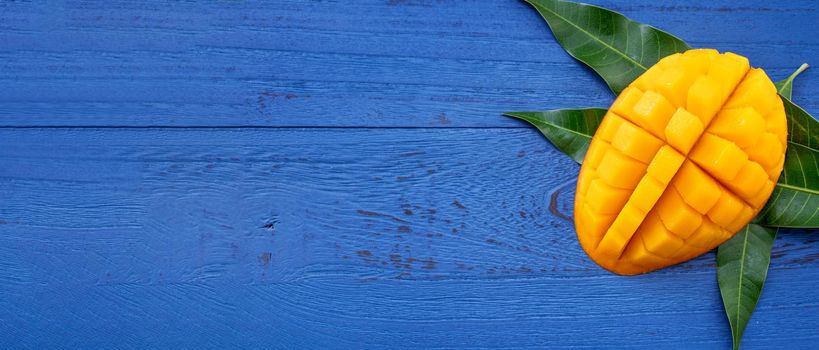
[1, 128, 818, 348]
[0, 0, 816, 127]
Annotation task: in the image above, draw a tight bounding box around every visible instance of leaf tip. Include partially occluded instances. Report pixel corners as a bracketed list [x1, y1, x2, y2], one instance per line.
[502, 111, 528, 120]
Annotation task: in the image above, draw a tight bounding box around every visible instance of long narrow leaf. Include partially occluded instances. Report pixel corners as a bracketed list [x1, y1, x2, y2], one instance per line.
[717, 224, 777, 350]
[504, 109, 605, 164]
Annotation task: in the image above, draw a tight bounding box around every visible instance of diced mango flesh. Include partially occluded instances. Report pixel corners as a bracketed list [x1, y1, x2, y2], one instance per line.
[612, 120, 665, 163]
[646, 146, 686, 184]
[671, 160, 722, 214]
[639, 213, 686, 258]
[665, 108, 704, 154]
[596, 149, 647, 190]
[574, 49, 787, 275]
[630, 91, 676, 139]
[586, 179, 631, 215]
[708, 107, 765, 149]
[656, 187, 703, 239]
[689, 133, 748, 182]
[745, 133, 782, 169]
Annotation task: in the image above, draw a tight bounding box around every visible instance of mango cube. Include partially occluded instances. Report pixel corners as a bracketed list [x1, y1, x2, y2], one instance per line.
[612, 121, 665, 163]
[596, 149, 647, 190]
[708, 107, 766, 149]
[689, 133, 748, 182]
[665, 108, 704, 154]
[631, 90, 676, 138]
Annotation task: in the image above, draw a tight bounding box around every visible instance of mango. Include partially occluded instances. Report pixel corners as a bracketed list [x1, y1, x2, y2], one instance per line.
[574, 49, 787, 275]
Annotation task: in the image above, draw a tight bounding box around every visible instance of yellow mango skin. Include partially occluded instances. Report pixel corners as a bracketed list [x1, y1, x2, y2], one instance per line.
[574, 49, 787, 275]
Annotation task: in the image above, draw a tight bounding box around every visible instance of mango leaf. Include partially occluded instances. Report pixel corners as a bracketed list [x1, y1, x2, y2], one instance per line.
[775, 63, 809, 99]
[757, 97, 819, 228]
[717, 223, 777, 350]
[504, 109, 605, 164]
[524, 0, 689, 94]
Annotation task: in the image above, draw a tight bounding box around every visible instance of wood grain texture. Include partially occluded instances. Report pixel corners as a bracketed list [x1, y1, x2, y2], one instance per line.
[1, 129, 818, 349]
[2, 0, 819, 349]
[0, 0, 817, 126]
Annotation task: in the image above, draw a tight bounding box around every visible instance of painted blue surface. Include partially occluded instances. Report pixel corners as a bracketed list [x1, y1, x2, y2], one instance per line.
[0, 1, 817, 349]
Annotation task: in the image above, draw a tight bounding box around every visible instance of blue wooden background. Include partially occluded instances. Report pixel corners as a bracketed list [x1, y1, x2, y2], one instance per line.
[1, 1, 818, 349]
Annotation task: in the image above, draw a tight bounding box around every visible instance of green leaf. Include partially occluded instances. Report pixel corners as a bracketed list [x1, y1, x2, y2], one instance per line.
[757, 97, 819, 228]
[717, 223, 777, 350]
[525, 0, 689, 94]
[504, 109, 606, 164]
[774, 63, 809, 99]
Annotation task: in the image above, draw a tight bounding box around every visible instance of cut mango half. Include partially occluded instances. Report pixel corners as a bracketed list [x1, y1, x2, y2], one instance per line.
[574, 49, 787, 275]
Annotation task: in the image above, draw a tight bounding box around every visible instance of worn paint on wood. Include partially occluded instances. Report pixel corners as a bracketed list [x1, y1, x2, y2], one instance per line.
[2, 128, 818, 348]
[1, 0, 818, 349]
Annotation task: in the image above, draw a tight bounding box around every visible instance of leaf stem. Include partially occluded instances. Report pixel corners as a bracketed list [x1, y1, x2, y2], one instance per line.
[777, 63, 810, 95]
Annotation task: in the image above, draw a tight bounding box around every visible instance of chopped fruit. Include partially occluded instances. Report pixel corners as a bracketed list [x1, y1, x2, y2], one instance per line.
[639, 214, 686, 258]
[610, 88, 643, 121]
[686, 218, 722, 249]
[680, 49, 718, 74]
[706, 190, 746, 228]
[612, 121, 665, 163]
[687, 76, 725, 125]
[689, 133, 748, 182]
[766, 105, 788, 145]
[655, 188, 703, 239]
[767, 156, 786, 180]
[629, 176, 666, 213]
[579, 204, 616, 245]
[577, 168, 597, 195]
[584, 139, 612, 169]
[575, 50, 787, 275]
[587, 179, 632, 215]
[597, 112, 630, 142]
[745, 133, 783, 170]
[631, 91, 676, 138]
[707, 52, 749, 92]
[665, 108, 704, 154]
[633, 65, 664, 92]
[723, 161, 769, 200]
[657, 53, 682, 69]
[656, 67, 698, 107]
[708, 107, 766, 149]
[750, 180, 776, 209]
[725, 68, 778, 116]
[596, 149, 647, 190]
[624, 236, 670, 268]
[597, 205, 645, 258]
[671, 161, 722, 214]
[646, 146, 686, 184]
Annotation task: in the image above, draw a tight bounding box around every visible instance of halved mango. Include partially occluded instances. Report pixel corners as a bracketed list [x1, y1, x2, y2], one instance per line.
[574, 50, 787, 275]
